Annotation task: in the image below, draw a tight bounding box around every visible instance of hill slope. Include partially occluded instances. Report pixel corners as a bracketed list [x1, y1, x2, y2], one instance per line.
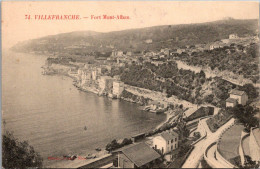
[11, 19, 258, 54]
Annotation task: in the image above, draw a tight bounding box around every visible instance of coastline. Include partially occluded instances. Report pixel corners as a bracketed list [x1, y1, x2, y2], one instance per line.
[41, 65, 182, 168]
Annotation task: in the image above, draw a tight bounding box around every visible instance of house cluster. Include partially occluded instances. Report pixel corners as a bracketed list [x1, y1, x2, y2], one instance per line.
[92, 33, 259, 70]
[226, 89, 248, 107]
[77, 63, 125, 98]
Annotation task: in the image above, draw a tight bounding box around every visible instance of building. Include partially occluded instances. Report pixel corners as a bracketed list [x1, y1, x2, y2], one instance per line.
[226, 89, 248, 107]
[111, 50, 124, 57]
[91, 69, 98, 80]
[68, 68, 78, 78]
[150, 101, 161, 111]
[84, 64, 91, 69]
[229, 89, 248, 106]
[97, 67, 102, 74]
[160, 48, 170, 56]
[117, 51, 124, 57]
[151, 61, 164, 67]
[117, 142, 161, 168]
[99, 76, 114, 91]
[126, 51, 132, 56]
[209, 44, 221, 50]
[221, 39, 230, 44]
[226, 97, 238, 107]
[81, 70, 92, 85]
[176, 48, 185, 54]
[153, 130, 179, 154]
[150, 55, 159, 61]
[113, 81, 124, 98]
[145, 39, 153, 44]
[229, 34, 239, 39]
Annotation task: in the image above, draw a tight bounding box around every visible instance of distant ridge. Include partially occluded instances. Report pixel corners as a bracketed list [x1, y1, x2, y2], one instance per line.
[11, 19, 258, 54]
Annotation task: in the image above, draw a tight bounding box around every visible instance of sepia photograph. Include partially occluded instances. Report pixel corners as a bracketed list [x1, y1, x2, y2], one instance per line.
[1, 1, 260, 168]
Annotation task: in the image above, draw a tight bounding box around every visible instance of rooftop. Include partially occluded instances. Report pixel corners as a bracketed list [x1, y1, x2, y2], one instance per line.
[160, 131, 178, 141]
[226, 97, 238, 103]
[120, 142, 161, 167]
[229, 89, 246, 96]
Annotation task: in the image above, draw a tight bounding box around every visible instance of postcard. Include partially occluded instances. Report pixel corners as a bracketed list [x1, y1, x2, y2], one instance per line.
[1, 1, 259, 168]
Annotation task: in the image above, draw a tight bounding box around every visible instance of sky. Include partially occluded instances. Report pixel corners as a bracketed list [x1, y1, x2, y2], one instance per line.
[1, 1, 259, 49]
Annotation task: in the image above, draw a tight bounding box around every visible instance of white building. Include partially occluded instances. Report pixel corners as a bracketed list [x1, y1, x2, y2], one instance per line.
[113, 81, 124, 98]
[226, 97, 238, 108]
[229, 34, 239, 39]
[145, 39, 153, 44]
[221, 39, 230, 44]
[153, 130, 179, 154]
[126, 51, 132, 56]
[229, 89, 248, 106]
[81, 70, 92, 85]
[209, 44, 221, 50]
[226, 89, 248, 107]
[91, 70, 98, 80]
[176, 48, 185, 54]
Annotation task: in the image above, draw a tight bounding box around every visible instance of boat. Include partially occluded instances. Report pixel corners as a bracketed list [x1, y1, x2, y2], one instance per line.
[95, 148, 101, 151]
[143, 106, 151, 111]
[86, 154, 96, 159]
[156, 108, 165, 114]
[150, 109, 157, 113]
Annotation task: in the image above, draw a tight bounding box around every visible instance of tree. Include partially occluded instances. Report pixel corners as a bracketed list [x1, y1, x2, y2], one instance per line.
[240, 84, 258, 100]
[2, 131, 43, 168]
[176, 121, 189, 140]
[178, 144, 191, 157]
[105, 139, 120, 152]
[230, 105, 259, 132]
[205, 94, 214, 103]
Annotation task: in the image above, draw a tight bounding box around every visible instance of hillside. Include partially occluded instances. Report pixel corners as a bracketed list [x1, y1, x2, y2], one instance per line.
[11, 19, 258, 54]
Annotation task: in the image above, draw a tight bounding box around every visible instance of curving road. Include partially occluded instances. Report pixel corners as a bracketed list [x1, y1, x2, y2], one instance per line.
[182, 118, 235, 168]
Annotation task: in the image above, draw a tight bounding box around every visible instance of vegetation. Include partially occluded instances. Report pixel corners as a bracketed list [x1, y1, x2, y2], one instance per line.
[201, 158, 212, 168]
[230, 155, 259, 169]
[206, 109, 233, 132]
[120, 90, 151, 105]
[184, 106, 214, 122]
[176, 121, 190, 140]
[193, 132, 201, 140]
[145, 122, 178, 137]
[2, 131, 43, 168]
[105, 138, 133, 152]
[239, 83, 259, 101]
[180, 43, 259, 82]
[113, 60, 256, 108]
[229, 105, 259, 132]
[12, 19, 258, 54]
[168, 140, 194, 168]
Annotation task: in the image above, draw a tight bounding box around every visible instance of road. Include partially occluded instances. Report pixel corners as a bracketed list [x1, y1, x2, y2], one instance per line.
[182, 118, 235, 168]
[205, 143, 231, 168]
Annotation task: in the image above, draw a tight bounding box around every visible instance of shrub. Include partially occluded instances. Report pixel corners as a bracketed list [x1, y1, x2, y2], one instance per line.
[2, 131, 43, 168]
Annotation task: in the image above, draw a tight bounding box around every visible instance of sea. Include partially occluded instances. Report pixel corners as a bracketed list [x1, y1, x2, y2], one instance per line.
[2, 51, 166, 166]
